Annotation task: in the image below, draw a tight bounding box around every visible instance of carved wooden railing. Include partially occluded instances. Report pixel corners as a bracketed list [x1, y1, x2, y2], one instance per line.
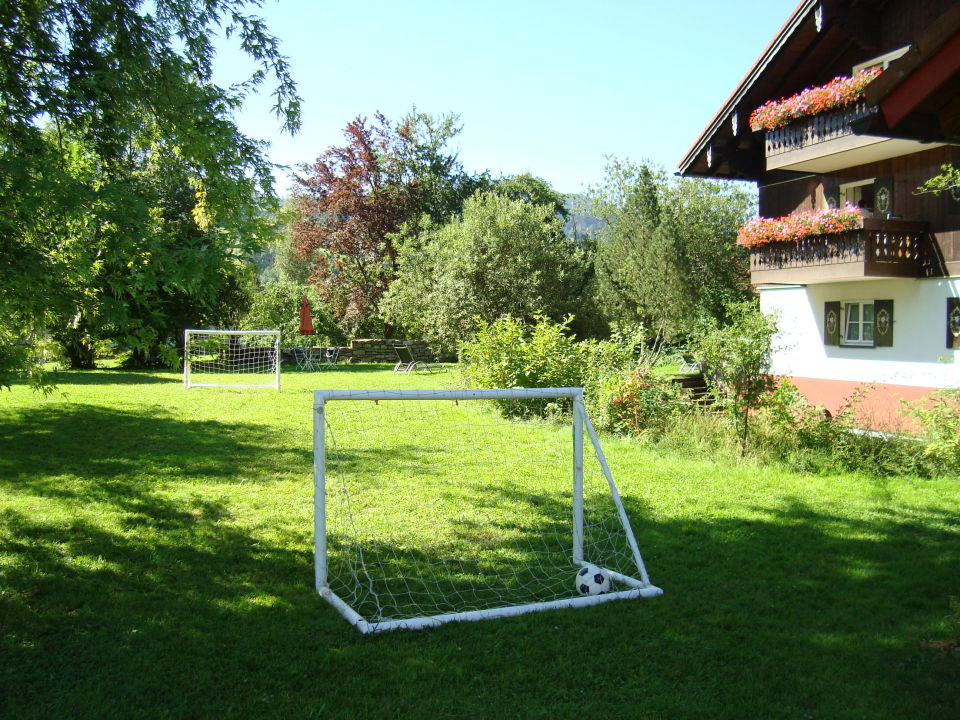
[764, 101, 878, 157]
[749, 219, 938, 277]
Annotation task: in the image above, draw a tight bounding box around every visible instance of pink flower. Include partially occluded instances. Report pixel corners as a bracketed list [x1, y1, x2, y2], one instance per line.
[749, 67, 882, 131]
[736, 204, 862, 248]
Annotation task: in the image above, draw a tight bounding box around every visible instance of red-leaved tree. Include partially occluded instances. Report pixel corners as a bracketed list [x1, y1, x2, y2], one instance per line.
[292, 110, 485, 336]
[292, 114, 413, 335]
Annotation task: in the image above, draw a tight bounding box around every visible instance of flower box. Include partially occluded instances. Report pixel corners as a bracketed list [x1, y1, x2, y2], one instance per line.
[749, 67, 882, 132]
[736, 205, 863, 248]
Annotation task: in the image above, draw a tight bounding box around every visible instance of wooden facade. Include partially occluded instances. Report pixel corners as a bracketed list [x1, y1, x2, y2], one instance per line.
[758, 145, 960, 275]
[677, 0, 960, 423]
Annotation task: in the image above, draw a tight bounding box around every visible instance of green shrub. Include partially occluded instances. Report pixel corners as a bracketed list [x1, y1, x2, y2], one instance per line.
[604, 368, 691, 436]
[692, 301, 777, 454]
[902, 389, 960, 475]
[754, 382, 959, 478]
[754, 380, 839, 459]
[240, 279, 344, 348]
[459, 315, 588, 418]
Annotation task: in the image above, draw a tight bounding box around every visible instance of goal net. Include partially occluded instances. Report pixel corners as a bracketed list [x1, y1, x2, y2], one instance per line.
[183, 329, 280, 389]
[314, 388, 662, 633]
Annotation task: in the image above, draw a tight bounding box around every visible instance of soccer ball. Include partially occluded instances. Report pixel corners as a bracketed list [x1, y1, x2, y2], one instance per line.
[576, 564, 611, 595]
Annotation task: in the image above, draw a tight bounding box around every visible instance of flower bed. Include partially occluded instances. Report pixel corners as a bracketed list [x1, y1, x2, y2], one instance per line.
[749, 67, 882, 132]
[736, 205, 862, 248]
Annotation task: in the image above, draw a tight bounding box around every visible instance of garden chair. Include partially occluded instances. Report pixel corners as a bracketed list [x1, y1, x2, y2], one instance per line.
[392, 343, 443, 374]
[293, 346, 318, 372]
[321, 346, 340, 370]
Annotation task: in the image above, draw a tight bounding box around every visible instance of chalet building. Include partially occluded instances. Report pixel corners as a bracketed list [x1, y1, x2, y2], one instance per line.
[679, 0, 960, 426]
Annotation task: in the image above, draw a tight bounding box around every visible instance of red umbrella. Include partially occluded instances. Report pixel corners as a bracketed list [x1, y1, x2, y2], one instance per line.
[299, 297, 315, 336]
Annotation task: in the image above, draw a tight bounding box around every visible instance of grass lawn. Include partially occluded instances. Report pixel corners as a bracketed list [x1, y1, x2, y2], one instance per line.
[1, 365, 958, 719]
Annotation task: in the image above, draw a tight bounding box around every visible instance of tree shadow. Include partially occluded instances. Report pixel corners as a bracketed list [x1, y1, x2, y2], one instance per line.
[29, 369, 181, 386]
[0, 404, 311, 492]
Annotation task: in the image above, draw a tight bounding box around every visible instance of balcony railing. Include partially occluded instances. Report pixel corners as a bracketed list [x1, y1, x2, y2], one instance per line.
[760, 101, 943, 173]
[764, 101, 878, 158]
[749, 219, 939, 284]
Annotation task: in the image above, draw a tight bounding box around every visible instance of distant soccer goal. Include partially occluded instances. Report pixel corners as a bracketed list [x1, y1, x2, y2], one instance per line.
[183, 329, 280, 390]
[314, 388, 662, 633]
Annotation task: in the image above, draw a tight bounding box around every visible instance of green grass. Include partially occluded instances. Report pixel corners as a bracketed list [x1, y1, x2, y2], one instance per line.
[1, 365, 958, 719]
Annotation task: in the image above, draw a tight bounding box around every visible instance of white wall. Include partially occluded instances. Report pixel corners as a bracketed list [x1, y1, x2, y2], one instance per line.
[760, 277, 960, 388]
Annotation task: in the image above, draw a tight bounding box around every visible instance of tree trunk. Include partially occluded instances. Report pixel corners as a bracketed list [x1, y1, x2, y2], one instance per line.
[56, 323, 96, 369]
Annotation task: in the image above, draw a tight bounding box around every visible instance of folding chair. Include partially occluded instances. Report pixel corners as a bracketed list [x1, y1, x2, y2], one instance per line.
[293, 346, 318, 371]
[321, 346, 340, 370]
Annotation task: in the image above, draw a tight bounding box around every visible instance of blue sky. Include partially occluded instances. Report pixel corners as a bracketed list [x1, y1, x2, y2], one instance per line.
[214, 0, 800, 195]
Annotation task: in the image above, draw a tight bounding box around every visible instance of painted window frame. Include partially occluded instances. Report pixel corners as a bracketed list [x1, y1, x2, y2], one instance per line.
[839, 178, 875, 215]
[841, 300, 875, 347]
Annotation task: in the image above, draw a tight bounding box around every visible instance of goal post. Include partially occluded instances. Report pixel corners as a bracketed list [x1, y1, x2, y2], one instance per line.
[314, 387, 662, 633]
[183, 329, 281, 390]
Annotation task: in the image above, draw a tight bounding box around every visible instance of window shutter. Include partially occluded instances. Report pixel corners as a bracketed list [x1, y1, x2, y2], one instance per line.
[873, 176, 894, 217]
[874, 299, 894, 346]
[948, 298, 960, 349]
[824, 301, 840, 345]
[824, 186, 840, 209]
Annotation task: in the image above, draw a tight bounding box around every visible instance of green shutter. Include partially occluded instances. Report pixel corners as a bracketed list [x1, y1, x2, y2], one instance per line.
[824, 301, 840, 345]
[874, 299, 894, 347]
[824, 185, 840, 210]
[873, 176, 894, 218]
[948, 298, 960, 350]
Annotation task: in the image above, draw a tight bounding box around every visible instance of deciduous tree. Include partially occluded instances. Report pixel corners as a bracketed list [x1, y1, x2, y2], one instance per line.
[587, 160, 755, 343]
[0, 0, 300, 383]
[291, 110, 483, 336]
[382, 191, 591, 352]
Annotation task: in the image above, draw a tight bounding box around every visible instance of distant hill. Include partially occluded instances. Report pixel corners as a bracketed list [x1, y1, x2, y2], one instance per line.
[564, 194, 603, 239]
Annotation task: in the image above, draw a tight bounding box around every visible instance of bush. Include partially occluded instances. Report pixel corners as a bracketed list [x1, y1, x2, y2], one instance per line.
[604, 368, 691, 436]
[754, 381, 960, 478]
[459, 315, 587, 418]
[240, 279, 344, 349]
[461, 315, 696, 435]
[902, 389, 960, 475]
[693, 301, 777, 454]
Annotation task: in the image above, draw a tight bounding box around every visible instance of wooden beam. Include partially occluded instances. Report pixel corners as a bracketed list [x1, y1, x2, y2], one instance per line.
[823, 0, 880, 53]
[881, 31, 960, 129]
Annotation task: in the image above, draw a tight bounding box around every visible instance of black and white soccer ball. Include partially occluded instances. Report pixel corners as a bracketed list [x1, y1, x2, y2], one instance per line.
[576, 564, 611, 595]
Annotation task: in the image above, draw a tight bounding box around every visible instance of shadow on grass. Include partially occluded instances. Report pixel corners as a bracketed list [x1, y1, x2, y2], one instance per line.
[0, 404, 310, 491]
[0, 405, 958, 718]
[45, 369, 181, 385]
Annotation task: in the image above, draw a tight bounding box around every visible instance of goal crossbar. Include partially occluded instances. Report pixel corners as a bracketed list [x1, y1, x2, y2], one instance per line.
[314, 387, 662, 633]
[314, 387, 583, 402]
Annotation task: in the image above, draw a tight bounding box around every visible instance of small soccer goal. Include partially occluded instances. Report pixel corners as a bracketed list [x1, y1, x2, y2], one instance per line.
[183, 329, 280, 390]
[314, 388, 662, 633]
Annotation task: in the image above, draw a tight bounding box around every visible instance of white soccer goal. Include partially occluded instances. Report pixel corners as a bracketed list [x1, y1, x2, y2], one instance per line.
[314, 388, 662, 633]
[183, 329, 281, 390]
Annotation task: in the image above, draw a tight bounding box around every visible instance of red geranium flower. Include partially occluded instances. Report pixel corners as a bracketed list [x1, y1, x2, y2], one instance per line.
[736, 204, 862, 248]
[749, 67, 882, 132]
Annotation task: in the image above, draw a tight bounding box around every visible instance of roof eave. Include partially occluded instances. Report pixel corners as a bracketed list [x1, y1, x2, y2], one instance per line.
[677, 0, 819, 177]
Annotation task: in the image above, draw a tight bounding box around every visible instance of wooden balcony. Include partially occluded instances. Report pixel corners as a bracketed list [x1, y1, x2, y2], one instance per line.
[749, 219, 938, 285]
[763, 102, 943, 173]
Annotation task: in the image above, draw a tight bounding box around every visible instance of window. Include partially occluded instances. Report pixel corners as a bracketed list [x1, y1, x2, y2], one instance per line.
[824, 299, 894, 348]
[843, 301, 874, 346]
[840, 179, 875, 215]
